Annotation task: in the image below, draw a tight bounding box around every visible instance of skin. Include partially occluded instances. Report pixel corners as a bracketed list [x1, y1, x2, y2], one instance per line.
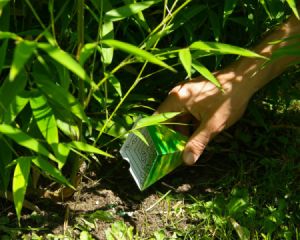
[156, 15, 300, 165]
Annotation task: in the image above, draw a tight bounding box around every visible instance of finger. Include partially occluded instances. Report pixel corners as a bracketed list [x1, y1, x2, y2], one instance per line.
[182, 122, 215, 165]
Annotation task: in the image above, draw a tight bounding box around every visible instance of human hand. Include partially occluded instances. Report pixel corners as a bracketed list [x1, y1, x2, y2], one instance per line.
[156, 69, 254, 165]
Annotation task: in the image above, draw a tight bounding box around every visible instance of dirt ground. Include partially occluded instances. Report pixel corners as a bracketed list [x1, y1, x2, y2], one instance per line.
[0, 147, 232, 239]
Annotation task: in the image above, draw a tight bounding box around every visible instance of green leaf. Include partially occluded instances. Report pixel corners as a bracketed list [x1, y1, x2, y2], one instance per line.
[192, 59, 221, 88]
[10, 41, 37, 81]
[13, 156, 32, 224]
[33, 72, 90, 125]
[286, 0, 299, 19]
[32, 156, 73, 189]
[79, 42, 99, 66]
[0, 31, 19, 40]
[56, 119, 79, 140]
[104, 0, 161, 22]
[3, 93, 29, 124]
[0, 72, 28, 121]
[230, 218, 250, 240]
[133, 112, 181, 130]
[37, 43, 94, 87]
[0, 124, 57, 162]
[208, 9, 221, 42]
[30, 92, 58, 145]
[0, 40, 8, 76]
[108, 73, 122, 97]
[223, 0, 238, 25]
[101, 21, 114, 65]
[51, 143, 70, 170]
[0, 0, 9, 16]
[179, 48, 192, 78]
[190, 41, 266, 59]
[102, 39, 176, 72]
[131, 129, 149, 146]
[0, 137, 12, 191]
[67, 141, 114, 158]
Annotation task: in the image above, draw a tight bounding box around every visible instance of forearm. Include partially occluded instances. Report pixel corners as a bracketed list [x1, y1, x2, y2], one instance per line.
[231, 15, 300, 95]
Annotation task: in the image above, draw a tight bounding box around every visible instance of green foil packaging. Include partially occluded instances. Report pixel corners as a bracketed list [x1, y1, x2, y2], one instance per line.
[120, 124, 187, 191]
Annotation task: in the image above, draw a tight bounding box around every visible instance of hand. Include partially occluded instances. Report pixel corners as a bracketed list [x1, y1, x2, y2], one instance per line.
[156, 69, 254, 165]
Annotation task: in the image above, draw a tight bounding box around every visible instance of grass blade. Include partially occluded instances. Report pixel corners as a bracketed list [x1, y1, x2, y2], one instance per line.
[102, 39, 176, 72]
[9, 40, 37, 81]
[179, 48, 192, 78]
[190, 41, 267, 59]
[192, 59, 221, 88]
[68, 141, 114, 158]
[30, 92, 59, 145]
[13, 156, 32, 224]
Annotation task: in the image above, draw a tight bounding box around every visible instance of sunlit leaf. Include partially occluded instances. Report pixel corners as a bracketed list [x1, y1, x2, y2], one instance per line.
[33, 72, 90, 125]
[104, 0, 161, 22]
[192, 59, 221, 88]
[286, 0, 299, 19]
[51, 143, 70, 170]
[0, 124, 57, 162]
[0, 31, 19, 40]
[67, 141, 114, 158]
[102, 39, 176, 72]
[101, 21, 114, 65]
[13, 156, 32, 224]
[3, 93, 29, 124]
[190, 41, 266, 59]
[30, 92, 58, 145]
[179, 48, 192, 78]
[32, 156, 73, 189]
[108, 73, 122, 97]
[10, 40, 37, 81]
[38, 43, 94, 87]
[133, 112, 181, 130]
[79, 42, 99, 66]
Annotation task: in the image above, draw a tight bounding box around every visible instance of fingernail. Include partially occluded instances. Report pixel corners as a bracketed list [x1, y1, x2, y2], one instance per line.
[183, 151, 197, 165]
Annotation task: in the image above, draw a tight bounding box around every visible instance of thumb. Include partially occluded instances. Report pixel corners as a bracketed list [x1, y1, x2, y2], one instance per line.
[182, 123, 213, 165]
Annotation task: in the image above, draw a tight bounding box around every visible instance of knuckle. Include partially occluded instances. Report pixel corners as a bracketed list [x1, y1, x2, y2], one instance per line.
[169, 84, 190, 101]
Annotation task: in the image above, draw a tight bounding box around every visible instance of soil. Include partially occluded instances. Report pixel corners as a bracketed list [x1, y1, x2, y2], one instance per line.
[0, 145, 233, 240]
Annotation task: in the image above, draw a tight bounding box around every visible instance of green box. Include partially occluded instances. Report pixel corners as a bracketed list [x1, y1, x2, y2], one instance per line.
[120, 123, 187, 190]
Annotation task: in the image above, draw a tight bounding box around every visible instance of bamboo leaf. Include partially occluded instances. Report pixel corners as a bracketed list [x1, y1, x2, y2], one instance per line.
[13, 156, 32, 224]
[179, 48, 192, 78]
[67, 141, 114, 158]
[101, 21, 114, 65]
[38, 43, 94, 87]
[133, 112, 181, 130]
[0, 72, 28, 120]
[51, 143, 70, 170]
[0, 137, 12, 191]
[190, 41, 266, 59]
[192, 59, 221, 88]
[0, 40, 8, 75]
[0, 0, 10, 15]
[32, 156, 73, 189]
[104, 0, 161, 22]
[102, 39, 176, 72]
[0, 31, 19, 40]
[79, 42, 99, 66]
[33, 72, 90, 125]
[108, 73, 122, 97]
[10, 40, 37, 81]
[0, 124, 57, 162]
[3, 93, 29, 124]
[223, 0, 238, 25]
[30, 92, 59, 145]
[286, 0, 299, 19]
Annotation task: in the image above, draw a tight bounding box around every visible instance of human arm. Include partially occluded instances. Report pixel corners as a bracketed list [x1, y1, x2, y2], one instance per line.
[156, 15, 300, 165]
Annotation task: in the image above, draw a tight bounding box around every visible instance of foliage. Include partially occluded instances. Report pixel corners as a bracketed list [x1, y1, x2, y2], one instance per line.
[0, 0, 299, 238]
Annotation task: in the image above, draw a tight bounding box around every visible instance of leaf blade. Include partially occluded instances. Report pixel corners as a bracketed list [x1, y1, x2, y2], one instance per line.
[179, 48, 192, 78]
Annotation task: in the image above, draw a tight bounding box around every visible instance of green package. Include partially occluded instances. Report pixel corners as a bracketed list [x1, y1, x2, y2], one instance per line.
[120, 123, 187, 191]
